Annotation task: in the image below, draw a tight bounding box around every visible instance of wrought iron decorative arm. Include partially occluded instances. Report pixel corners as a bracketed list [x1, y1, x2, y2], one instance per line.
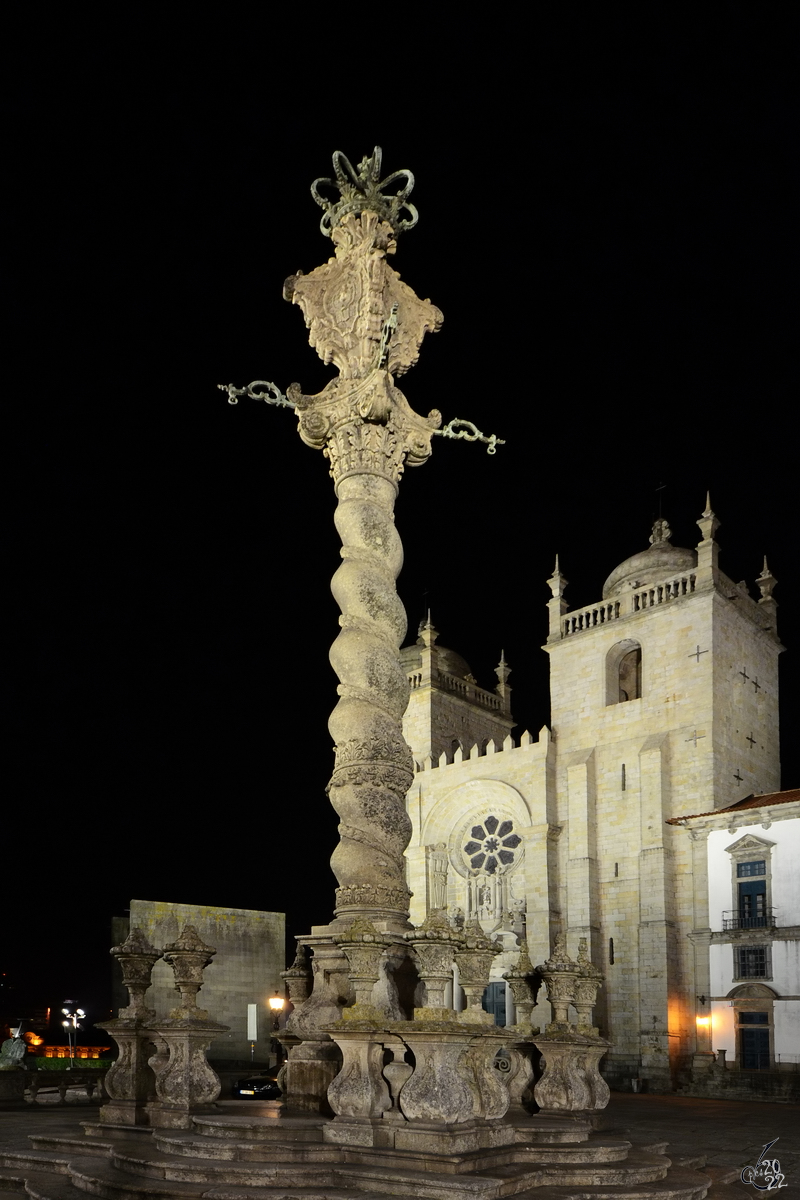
[221, 382, 504, 454]
[435, 418, 506, 455]
[217, 380, 294, 409]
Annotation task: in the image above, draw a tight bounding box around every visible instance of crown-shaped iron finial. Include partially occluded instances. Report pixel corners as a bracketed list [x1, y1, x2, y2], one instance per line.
[311, 146, 418, 238]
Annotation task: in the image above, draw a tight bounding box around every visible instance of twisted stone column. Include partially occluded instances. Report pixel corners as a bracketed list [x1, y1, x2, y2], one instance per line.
[286, 201, 443, 933]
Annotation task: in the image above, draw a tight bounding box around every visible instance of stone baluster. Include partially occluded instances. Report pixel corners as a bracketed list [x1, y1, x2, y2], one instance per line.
[146, 925, 229, 1129]
[532, 935, 610, 1116]
[501, 937, 540, 1115]
[96, 928, 161, 1126]
[283, 937, 352, 1114]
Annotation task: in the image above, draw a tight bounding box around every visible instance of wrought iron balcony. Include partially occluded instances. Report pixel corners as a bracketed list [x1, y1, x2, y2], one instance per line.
[722, 909, 776, 931]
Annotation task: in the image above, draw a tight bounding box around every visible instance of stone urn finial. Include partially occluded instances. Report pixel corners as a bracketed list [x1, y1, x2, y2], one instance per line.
[454, 918, 501, 1025]
[503, 936, 538, 1031]
[110, 927, 162, 1021]
[336, 918, 391, 1019]
[281, 941, 314, 1008]
[538, 934, 580, 1033]
[162, 925, 216, 1020]
[406, 909, 464, 1017]
[573, 937, 604, 1036]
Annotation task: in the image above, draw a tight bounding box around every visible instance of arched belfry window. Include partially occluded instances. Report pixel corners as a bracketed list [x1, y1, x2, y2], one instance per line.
[606, 640, 642, 705]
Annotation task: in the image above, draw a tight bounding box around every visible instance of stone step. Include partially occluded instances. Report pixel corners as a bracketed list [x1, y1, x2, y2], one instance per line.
[512, 1137, 632, 1164]
[21, 1171, 87, 1200]
[67, 1157, 503, 1200]
[512, 1116, 592, 1144]
[517, 1164, 714, 1198]
[108, 1150, 341, 1190]
[0, 1156, 70, 1180]
[28, 1139, 114, 1160]
[152, 1133, 340, 1163]
[702, 1165, 748, 1187]
[0, 1167, 27, 1194]
[191, 1116, 327, 1143]
[497, 1148, 671, 1188]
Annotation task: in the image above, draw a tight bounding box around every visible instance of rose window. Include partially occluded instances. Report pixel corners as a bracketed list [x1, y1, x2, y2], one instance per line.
[463, 814, 522, 875]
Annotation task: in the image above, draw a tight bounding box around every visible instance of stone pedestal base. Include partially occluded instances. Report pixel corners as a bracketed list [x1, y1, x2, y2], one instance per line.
[96, 1019, 156, 1126]
[283, 1039, 341, 1115]
[323, 1113, 516, 1155]
[532, 1033, 610, 1113]
[146, 1019, 228, 1130]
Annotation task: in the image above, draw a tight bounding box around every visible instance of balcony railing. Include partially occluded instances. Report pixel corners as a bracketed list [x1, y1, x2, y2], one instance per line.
[722, 909, 775, 931]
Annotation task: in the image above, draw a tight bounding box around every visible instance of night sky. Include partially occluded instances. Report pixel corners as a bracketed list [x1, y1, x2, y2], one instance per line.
[4, 17, 797, 1033]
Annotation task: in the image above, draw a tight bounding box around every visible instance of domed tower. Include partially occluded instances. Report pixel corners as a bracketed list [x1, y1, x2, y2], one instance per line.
[544, 499, 783, 1088]
[400, 614, 514, 765]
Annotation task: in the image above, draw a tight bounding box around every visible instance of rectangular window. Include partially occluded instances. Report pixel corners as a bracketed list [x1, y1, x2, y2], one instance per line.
[737, 860, 766, 877]
[739, 1011, 769, 1023]
[734, 945, 769, 979]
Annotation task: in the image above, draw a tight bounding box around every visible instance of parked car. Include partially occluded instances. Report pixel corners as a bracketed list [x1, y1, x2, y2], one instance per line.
[231, 1069, 281, 1100]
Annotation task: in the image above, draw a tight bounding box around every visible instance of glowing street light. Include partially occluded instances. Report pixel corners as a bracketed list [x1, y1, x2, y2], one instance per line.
[268, 993, 285, 1068]
[61, 1000, 85, 1068]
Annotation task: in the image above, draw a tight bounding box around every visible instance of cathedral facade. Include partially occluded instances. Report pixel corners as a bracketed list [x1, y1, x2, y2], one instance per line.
[401, 500, 799, 1090]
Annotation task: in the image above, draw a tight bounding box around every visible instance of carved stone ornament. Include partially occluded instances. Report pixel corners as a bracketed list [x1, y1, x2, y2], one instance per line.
[454, 918, 502, 1024]
[162, 925, 216, 1019]
[281, 942, 314, 1007]
[538, 936, 580, 1032]
[406, 909, 464, 1013]
[504, 936, 537, 1029]
[336, 918, 393, 1014]
[573, 936, 604, 1035]
[109, 927, 162, 1021]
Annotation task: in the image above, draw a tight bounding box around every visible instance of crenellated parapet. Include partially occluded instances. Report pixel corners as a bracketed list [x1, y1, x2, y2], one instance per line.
[413, 727, 543, 773]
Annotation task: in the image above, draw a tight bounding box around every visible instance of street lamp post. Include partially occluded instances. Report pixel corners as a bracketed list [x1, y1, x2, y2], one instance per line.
[61, 1000, 85, 1068]
[268, 994, 285, 1068]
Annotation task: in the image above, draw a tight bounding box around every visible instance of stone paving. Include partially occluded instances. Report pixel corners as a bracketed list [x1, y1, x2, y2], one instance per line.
[0, 1088, 797, 1197]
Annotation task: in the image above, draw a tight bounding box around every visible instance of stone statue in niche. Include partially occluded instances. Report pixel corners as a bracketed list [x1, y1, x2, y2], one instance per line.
[427, 842, 449, 909]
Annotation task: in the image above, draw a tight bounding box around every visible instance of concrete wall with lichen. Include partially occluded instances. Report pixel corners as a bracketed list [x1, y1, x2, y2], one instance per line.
[126, 900, 285, 1062]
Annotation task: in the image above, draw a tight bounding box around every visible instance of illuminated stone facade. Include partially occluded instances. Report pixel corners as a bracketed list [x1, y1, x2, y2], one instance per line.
[403, 503, 787, 1089]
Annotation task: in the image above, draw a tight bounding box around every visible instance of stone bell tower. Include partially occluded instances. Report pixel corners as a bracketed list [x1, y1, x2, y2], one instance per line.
[400, 614, 514, 766]
[544, 498, 783, 1086]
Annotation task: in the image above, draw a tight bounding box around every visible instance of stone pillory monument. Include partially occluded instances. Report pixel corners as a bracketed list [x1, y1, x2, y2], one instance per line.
[37, 151, 754, 1199]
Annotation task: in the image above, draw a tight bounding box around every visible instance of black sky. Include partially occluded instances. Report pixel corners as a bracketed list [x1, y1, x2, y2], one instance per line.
[4, 16, 797, 1027]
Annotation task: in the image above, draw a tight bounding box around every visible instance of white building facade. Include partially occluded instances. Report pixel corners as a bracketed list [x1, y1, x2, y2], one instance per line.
[668, 792, 800, 1080]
